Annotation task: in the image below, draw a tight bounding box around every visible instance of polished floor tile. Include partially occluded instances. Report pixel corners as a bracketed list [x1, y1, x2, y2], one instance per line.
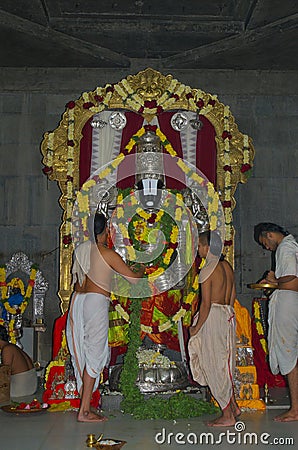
[0, 388, 297, 450]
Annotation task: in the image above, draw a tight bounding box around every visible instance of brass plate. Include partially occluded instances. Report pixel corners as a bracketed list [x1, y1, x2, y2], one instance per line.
[247, 283, 277, 290]
[1, 404, 48, 414]
[96, 440, 126, 449]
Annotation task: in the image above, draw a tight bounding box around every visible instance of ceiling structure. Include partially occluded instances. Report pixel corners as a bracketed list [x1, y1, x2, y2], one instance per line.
[1, 0, 297, 69]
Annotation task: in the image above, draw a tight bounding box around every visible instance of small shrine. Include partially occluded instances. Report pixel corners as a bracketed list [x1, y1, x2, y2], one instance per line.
[0, 252, 48, 361]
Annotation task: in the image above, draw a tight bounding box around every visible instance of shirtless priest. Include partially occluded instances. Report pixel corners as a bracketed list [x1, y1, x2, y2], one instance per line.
[188, 231, 240, 427]
[0, 324, 37, 398]
[66, 212, 145, 423]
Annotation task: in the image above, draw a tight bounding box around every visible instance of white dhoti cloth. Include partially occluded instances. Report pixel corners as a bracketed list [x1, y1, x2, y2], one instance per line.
[10, 368, 37, 398]
[188, 303, 236, 410]
[66, 292, 110, 394]
[268, 290, 298, 375]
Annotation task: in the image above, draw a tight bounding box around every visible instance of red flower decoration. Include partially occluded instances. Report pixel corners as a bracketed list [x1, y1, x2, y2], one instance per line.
[63, 235, 72, 245]
[240, 163, 252, 173]
[66, 101, 75, 109]
[183, 303, 191, 311]
[224, 165, 232, 172]
[106, 85, 114, 93]
[17, 402, 27, 410]
[224, 240, 233, 246]
[67, 140, 74, 147]
[222, 200, 232, 208]
[144, 124, 157, 132]
[83, 102, 95, 109]
[94, 95, 104, 103]
[147, 213, 157, 224]
[222, 130, 232, 140]
[66, 175, 73, 182]
[171, 93, 179, 100]
[169, 242, 178, 250]
[28, 279, 35, 287]
[156, 105, 164, 114]
[208, 99, 216, 106]
[196, 99, 204, 109]
[42, 166, 53, 175]
[186, 92, 194, 100]
[144, 100, 157, 109]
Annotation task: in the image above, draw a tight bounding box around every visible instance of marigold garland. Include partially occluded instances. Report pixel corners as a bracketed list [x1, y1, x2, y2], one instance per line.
[110, 273, 199, 334]
[253, 300, 268, 355]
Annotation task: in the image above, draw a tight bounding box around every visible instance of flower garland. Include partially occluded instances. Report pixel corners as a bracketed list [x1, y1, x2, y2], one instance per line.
[241, 134, 252, 175]
[110, 272, 199, 334]
[42, 132, 54, 176]
[0, 266, 8, 300]
[84, 77, 218, 120]
[0, 266, 38, 343]
[222, 105, 233, 246]
[63, 105, 76, 247]
[111, 192, 201, 334]
[253, 299, 268, 355]
[115, 188, 186, 285]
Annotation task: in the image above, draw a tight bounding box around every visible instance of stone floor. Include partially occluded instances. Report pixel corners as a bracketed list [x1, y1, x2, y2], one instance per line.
[0, 387, 297, 450]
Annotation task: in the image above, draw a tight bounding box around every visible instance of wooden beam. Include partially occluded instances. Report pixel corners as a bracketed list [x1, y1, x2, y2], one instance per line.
[163, 13, 298, 68]
[0, 8, 130, 67]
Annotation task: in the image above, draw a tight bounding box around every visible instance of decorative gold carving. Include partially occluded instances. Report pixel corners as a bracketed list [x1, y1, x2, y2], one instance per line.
[40, 68, 255, 313]
[127, 68, 173, 101]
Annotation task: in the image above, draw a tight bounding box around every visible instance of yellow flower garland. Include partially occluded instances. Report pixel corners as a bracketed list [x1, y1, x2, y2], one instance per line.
[109, 270, 199, 334]
[253, 300, 268, 355]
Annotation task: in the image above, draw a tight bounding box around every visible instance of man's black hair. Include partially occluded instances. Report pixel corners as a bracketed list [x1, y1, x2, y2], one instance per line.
[0, 324, 9, 342]
[199, 230, 223, 258]
[254, 222, 288, 245]
[87, 212, 107, 242]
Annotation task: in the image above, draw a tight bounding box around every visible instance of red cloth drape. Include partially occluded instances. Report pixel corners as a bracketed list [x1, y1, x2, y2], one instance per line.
[158, 112, 186, 190]
[52, 311, 68, 360]
[116, 111, 144, 189]
[196, 115, 216, 185]
[79, 117, 93, 187]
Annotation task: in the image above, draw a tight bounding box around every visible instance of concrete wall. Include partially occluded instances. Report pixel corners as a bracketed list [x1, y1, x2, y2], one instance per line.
[0, 67, 297, 364]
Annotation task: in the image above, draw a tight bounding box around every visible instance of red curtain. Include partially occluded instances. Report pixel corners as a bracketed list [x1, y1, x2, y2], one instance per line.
[79, 111, 217, 188]
[79, 117, 93, 187]
[116, 111, 144, 189]
[196, 115, 216, 185]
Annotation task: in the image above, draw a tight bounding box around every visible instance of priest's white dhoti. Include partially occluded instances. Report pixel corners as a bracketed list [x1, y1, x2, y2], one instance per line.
[66, 292, 110, 394]
[268, 289, 298, 376]
[188, 303, 236, 410]
[10, 368, 37, 398]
